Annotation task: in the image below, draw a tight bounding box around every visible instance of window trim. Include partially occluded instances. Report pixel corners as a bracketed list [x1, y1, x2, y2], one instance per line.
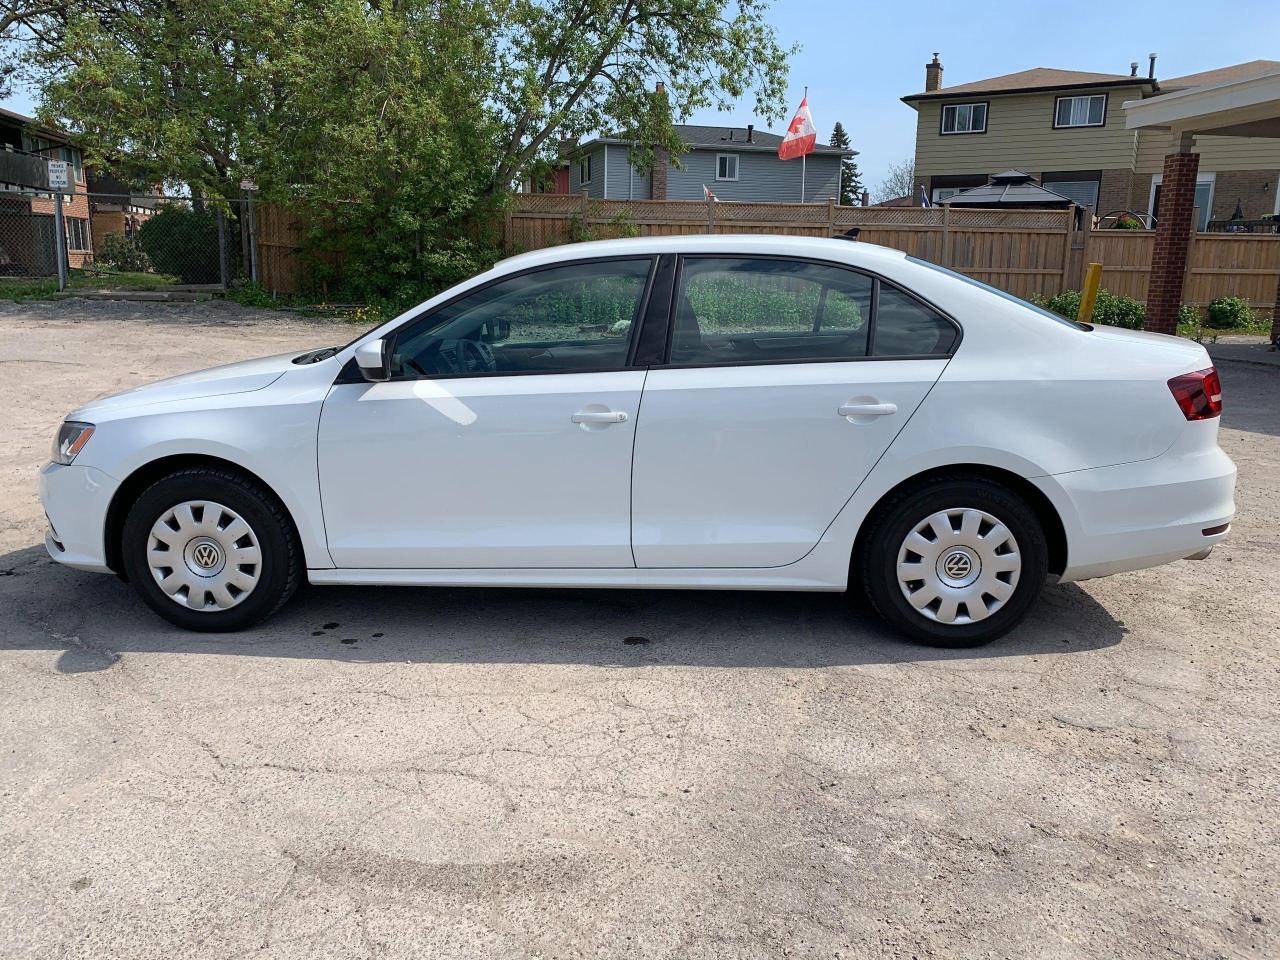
[715, 153, 739, 181]
[939, 101, 989, 136]
[336, 255, 659, 384]
[1052, 94, 1107, 129]
[655, 253, 962, 370]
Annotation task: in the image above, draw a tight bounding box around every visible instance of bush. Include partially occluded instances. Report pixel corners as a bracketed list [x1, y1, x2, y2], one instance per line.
[137, 206, 220, 283]
[97, 232, 153, 273]
[1033, 288, 1146, 329]
[1205, 296, 1254, 330]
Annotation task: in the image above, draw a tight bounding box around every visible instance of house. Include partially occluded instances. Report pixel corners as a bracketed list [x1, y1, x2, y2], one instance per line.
[903, 54, 1280, 228]
[564, 107, 853, 204]
[86, 170, 160, 256]
[0, 106, 93, 272]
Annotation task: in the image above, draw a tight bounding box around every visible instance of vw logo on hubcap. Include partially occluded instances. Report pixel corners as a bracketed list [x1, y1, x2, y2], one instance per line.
[943, 551, 972, 579]
[184, 537, 226, 577]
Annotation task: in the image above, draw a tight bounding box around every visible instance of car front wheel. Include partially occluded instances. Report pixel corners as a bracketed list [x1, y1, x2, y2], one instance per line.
[859, 477, 1048, 647]
[121, 466, 301, 631]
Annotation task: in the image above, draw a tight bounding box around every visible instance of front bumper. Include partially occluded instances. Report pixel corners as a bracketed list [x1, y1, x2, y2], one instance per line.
[1040, 444, 1236, 583]
[39, 462, 118, 573]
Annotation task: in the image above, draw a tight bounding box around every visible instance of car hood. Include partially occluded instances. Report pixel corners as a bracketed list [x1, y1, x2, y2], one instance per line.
[70, 350, 302, 419]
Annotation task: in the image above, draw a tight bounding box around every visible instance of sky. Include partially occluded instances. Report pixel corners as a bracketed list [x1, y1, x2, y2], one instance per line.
[5, 0, 1280, 194]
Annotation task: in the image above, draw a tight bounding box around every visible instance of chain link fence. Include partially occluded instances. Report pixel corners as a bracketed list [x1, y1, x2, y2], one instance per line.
[0, 190, 256, 292]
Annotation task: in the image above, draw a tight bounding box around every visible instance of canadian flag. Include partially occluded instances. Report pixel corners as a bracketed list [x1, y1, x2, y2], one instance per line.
[778, 96, 817, 161]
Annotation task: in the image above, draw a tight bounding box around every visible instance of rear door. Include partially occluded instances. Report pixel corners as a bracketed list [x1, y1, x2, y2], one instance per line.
[630, 256, 957, 568]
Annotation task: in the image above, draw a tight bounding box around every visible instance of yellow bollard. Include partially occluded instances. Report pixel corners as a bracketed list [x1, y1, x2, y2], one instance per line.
[1077, 262, 1102, 324]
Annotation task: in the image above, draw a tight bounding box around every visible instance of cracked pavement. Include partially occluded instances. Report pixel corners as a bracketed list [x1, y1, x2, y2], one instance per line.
[0, 300, 1277, 958]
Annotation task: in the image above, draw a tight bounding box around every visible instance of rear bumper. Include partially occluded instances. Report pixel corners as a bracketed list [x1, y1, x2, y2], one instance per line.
[39, 462, 117, 574]
[1039, 444, 1236, 583]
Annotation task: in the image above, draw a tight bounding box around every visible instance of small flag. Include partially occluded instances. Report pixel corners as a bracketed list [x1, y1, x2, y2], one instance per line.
[918, 184, 932, 208]
[779, 96, 817, 161]
[703, 184, 717, 201]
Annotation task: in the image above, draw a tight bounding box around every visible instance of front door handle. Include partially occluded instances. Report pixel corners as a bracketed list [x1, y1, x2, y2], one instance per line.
[571, 410, 628, 424]
[839, 401, 898, 418]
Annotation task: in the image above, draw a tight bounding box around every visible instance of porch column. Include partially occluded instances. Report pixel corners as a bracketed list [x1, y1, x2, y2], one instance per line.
[1271, 269, 1280, 345]
[1145, 134, 1199, 335]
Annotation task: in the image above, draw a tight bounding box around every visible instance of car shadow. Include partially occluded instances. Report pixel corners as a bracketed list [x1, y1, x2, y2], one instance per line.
[0, 544, 1127, 675]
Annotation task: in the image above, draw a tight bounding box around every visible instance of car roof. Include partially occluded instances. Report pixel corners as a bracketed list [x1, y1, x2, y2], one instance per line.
[494, 234, 909, 274]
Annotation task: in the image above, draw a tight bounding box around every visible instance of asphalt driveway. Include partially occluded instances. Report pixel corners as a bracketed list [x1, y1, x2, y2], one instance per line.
[1, 298, 1277, 959]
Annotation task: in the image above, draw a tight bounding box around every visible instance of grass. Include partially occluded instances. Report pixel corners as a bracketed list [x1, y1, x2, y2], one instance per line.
[0, 268, 182, 301]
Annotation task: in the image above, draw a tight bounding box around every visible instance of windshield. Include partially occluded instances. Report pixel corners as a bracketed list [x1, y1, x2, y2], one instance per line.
[906, 257, 1090, 331]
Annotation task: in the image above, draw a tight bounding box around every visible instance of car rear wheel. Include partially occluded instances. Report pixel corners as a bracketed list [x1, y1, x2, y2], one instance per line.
[121, 466, 301, 631]
[859, 477, 1048, 647]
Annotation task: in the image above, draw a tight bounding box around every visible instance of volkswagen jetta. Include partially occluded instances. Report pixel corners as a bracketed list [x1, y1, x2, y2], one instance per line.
[40, 236, 1236, 646]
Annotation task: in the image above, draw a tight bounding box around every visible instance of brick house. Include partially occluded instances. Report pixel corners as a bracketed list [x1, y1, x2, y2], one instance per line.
[0, 106, 93, 272]
[86, 171, 160, 255]
[904, 55, 1280, 227]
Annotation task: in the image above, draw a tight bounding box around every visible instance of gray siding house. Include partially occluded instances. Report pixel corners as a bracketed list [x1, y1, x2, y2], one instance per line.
[568, 125, 851, 203]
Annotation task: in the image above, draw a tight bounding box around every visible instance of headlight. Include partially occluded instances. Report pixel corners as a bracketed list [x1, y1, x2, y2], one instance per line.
[52, 421, 95, 465]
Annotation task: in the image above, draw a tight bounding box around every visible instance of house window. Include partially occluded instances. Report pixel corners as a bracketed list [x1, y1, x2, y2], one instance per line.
[931, 187, 966, 204]
[940, 103, 987, 135]
[579, 155, 592, 184]
[1149, 173, 1215, 230]
[66, 217, 90, 251]
[59, 146, 83, 181]
[1054, 95, 1107, 128]
[1042, 178, 1100, 210]
[716, 154, 739, 181]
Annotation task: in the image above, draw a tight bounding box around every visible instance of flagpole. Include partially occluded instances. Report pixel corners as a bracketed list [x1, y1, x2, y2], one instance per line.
[801, 85, 808, 202]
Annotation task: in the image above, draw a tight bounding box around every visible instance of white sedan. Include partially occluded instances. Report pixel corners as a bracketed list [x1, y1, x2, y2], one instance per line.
[40, 236, 1235, 646]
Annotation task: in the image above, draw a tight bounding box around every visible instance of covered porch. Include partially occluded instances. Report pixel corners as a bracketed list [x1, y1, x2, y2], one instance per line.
[1124, 66, 1280, 340]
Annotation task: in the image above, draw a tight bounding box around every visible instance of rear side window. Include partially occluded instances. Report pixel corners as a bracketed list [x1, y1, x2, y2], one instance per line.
[670, 257, 872, 364]
[874, 286, 958, 357]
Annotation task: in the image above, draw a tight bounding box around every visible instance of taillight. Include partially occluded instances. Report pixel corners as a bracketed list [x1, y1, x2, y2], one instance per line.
[1168, 367, 1222, 421]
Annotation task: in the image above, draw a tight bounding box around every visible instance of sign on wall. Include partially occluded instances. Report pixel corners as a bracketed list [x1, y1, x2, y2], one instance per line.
[47, 160, 70, 190]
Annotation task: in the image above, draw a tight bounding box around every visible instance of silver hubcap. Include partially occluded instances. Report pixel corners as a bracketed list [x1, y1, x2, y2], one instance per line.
[896, 507, 1021, 625]
[147, 501, 261, 611]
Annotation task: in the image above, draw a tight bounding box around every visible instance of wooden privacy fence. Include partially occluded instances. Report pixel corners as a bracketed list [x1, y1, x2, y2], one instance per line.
[506, 194, 1079, 302]
[1084, 229, 1280, 310]
[253, 193, 1280, 313]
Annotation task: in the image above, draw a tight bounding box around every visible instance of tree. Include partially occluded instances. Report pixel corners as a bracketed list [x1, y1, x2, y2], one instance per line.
[484, 0, 795, 193]
[874, 157, 917, 204]
[829, 121, 863, 205]
[8, 0, 796, 300]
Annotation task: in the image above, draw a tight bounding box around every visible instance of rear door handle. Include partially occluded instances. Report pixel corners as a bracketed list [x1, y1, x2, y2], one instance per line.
[571, 410, 628, 424]
[839, 402, 898, 418]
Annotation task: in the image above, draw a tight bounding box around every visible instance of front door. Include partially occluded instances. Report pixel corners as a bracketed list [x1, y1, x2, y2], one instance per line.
[319, 257, 655, 569]
[630, 256, 957, 568]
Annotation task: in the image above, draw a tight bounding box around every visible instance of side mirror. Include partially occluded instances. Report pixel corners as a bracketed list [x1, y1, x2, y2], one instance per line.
[354, 337, 391, 382]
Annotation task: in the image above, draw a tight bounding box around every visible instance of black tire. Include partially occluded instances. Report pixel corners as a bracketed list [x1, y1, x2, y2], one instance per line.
[120, 466, 302, 632]
[858, 476, 1048, 647]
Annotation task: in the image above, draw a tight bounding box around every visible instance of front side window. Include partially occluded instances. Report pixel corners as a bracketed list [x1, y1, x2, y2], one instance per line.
[669, 258, 873, 365]
[716, 154, 739, 181]
[941, 102, 987, 135]
[1054, 94, 1106, 128]
[390, 259, 652, 378]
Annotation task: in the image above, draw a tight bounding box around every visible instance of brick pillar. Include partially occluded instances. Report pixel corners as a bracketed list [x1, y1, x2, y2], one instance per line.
[1146, 146, 1199, 335]
[1271, 269, 1280, 345]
